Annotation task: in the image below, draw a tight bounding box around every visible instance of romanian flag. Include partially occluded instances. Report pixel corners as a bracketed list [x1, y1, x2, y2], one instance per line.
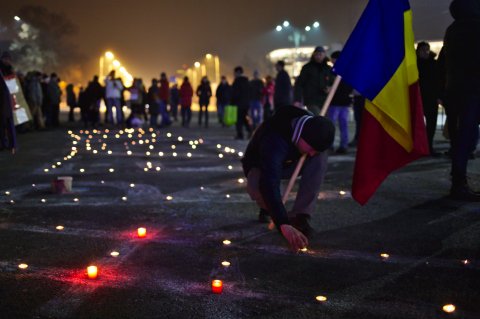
[333, 0, 429, 205]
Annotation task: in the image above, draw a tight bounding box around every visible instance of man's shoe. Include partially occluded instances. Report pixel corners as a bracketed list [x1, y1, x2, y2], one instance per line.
[450, 186, 480, 202]
[291, 214, 314, 237]
[258, 209, 270, 223]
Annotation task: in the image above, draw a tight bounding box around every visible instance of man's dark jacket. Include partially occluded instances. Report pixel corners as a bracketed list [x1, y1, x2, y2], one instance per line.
[242, 106, 314, 227]
[274, 70, 292, 108]
[294, 60, 332, 106]
[231, 76, 250, 109]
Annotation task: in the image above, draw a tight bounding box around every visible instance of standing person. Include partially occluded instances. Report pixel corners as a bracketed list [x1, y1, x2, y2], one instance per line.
[294, 46, 332, 115]
[443, 0, 480, 201]
[327, 51, 353, 154]
[180, 76, 193, 127]
[215, 76, 231, 126]
[242, 105, 335, 250]
[0, 70, 16, 153]
[249, 70, 264, 129]
[417, 41, 441, 156]
[274, 60, 292, 110]
[262, 75, 275, 121]
[46, 73, 61, 127]
[170, 83, 180, 122]
[147, 79, 161, 127]
[25, 71, 45, 130]
[231, 66, 252, 139]
[105, 70, 124, 125]
[87, 75, 104, 127]
[348, 91, 365, 147]
[196, 76, 212, 128]
[66, 83, 77, 122]
[159, 72, 171, 127]
[127, 78, 147, 125]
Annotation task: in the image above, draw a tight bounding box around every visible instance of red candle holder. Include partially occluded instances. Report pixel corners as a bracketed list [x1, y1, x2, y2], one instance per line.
[211, 279, 223, 294]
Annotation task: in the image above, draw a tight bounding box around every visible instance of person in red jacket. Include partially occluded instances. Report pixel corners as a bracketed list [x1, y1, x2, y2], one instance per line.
[180, 76, 193, 127]
[158, 72, 171, 127]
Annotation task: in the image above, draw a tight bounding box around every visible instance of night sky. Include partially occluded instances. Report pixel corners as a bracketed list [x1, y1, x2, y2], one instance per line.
[0, 0, 452, 83]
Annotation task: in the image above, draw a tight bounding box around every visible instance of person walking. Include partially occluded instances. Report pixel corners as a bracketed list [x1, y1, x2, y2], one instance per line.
[66, 83, 77, 122]
[104, 70, 124, 125]
[262, 75, 275, 121]
[170, 83, 180, 122]
[215, 76, 231, 126]
[274, 60, 292, 110]
[196, 76, 212, 128]
[180, 76, 193, 127]
[25, 71, 45, 130]
[147, 78, 161, 128]
[249, 70, 264, 129]
[294, 46, 333, 115]
[46, 73, 61, 127]
[231, 66, 252, 139]
[327, 51, 353, 154]
[159, 72, 171, 127]
[417, 41, 441, 156]
[443, 0, 480, 201]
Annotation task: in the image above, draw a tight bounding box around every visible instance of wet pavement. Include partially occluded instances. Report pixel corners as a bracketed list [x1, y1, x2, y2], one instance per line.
[0, 115, 479, 319]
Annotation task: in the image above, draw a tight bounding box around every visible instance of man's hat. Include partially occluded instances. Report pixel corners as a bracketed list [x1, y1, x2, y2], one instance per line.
[300, 116, 335, 152]
[313, 46, 326, 53]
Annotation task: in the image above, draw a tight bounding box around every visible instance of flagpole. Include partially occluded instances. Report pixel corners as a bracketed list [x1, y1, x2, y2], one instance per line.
[269, 75, 343, 229]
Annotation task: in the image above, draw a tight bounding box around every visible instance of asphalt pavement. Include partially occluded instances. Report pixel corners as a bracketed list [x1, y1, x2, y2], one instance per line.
[0, 113, 479, 319]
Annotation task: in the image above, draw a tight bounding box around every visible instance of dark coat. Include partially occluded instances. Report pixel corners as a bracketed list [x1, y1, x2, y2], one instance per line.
[231, 75, 250, 109]
[196, 82, 212, 105]
[170, 87, 179, 105]
[215, 83, 231, 105]
[180, 82, 193, 107]
[417, 53, 440, 112]
[241, 106, 315, 227]
[274, 70, 292, 108]
[294, 60, 332, 106]
[444, 0, 480, 99]
[0, 72, 16, 150]
[249, 78, 264, 101]
[331, 77, 353, 107]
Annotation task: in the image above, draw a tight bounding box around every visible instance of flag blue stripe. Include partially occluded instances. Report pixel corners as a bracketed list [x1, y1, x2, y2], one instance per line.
[333, 0, 411, 101]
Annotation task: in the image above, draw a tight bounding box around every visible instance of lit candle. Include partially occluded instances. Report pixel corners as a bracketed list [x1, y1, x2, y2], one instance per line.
[137, 227, 147, 238]
[339, 190, 346, 196]
[87, 265, 98, 279]
[18, 263, 28, 269]
[221, 261, 231, 267]
[110, 251, 120, 257]
[442, 304, 455, 313]
[223, 239, 231, 245]
[211, 279, 223, 294]
[122, 196, 127, 201]
[380, 253, 389, 259]
[166, 196, 173, 201]
[315, 295, 327, 302]
[238, 178, 244, 184]
[299, 247, 308, 253]
[56, 225, 64, 231]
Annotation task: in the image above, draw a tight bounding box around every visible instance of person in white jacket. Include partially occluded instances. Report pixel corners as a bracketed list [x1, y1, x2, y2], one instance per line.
[104, 70, 124, 125]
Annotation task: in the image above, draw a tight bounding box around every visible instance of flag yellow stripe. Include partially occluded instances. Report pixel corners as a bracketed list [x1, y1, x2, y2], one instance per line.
[366, 9, 418, 152]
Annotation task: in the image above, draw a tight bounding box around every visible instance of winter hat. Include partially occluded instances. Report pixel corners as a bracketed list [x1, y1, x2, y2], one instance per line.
[300, 116, 335, 152]
[313, 46, 326, 53]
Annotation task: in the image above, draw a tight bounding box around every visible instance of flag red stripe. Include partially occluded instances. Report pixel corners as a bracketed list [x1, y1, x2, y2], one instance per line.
[352, 82, 429, 205]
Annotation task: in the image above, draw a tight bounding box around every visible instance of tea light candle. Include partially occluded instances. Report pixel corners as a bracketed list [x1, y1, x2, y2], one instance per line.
[339, 190, 346, 196]
[223, 239, 231, 245]
[211, 279, 223, 294]
[18, 263, 28, 269]
[87, 265, 98, 279]
[221, 261, 231, 267]
[442, 304, 455, 313]
[56, 225, 64, 231]
[110, 251, 120, 257]
[166, 196, 173, 201]
[137, 227, 147, 238]
[380, 253, 390, 259]
[315, 295, 327, 302]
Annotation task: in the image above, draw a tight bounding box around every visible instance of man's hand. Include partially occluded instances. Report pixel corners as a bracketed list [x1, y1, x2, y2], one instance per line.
[280, 224, 308, 252]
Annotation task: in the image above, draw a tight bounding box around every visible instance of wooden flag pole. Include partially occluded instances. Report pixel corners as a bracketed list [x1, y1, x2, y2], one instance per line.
[269, 75, 343, 229]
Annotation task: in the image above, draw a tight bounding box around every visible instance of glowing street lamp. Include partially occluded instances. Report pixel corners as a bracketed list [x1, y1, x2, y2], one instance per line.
[276, 25, 282, 32]
[194, 61, 201, 68]
[206, 53, 212, 59]
[105, 51, 114, 59]
[283, 20, 290, 27]
[305, 26, 311, 32]
[313, 21, 320, 28]
[113, 60, 121, 68]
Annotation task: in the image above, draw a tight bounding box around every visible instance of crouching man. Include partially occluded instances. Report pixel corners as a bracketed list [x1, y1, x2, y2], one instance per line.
[241, 105, 335, 251]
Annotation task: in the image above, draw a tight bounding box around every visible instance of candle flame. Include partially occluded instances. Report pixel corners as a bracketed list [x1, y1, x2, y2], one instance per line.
[315, 295, 327, 302]
[18, 263, 28, 269]
[442, 304, 455, 313]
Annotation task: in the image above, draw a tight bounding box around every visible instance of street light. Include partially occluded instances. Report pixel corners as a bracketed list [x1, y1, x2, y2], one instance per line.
[206, 53, 212, 59]
[194, 61, 200, 68]
[105, 51, 114, 59]
[275, 20, 320, 76]
[113, 60, 121, 68]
